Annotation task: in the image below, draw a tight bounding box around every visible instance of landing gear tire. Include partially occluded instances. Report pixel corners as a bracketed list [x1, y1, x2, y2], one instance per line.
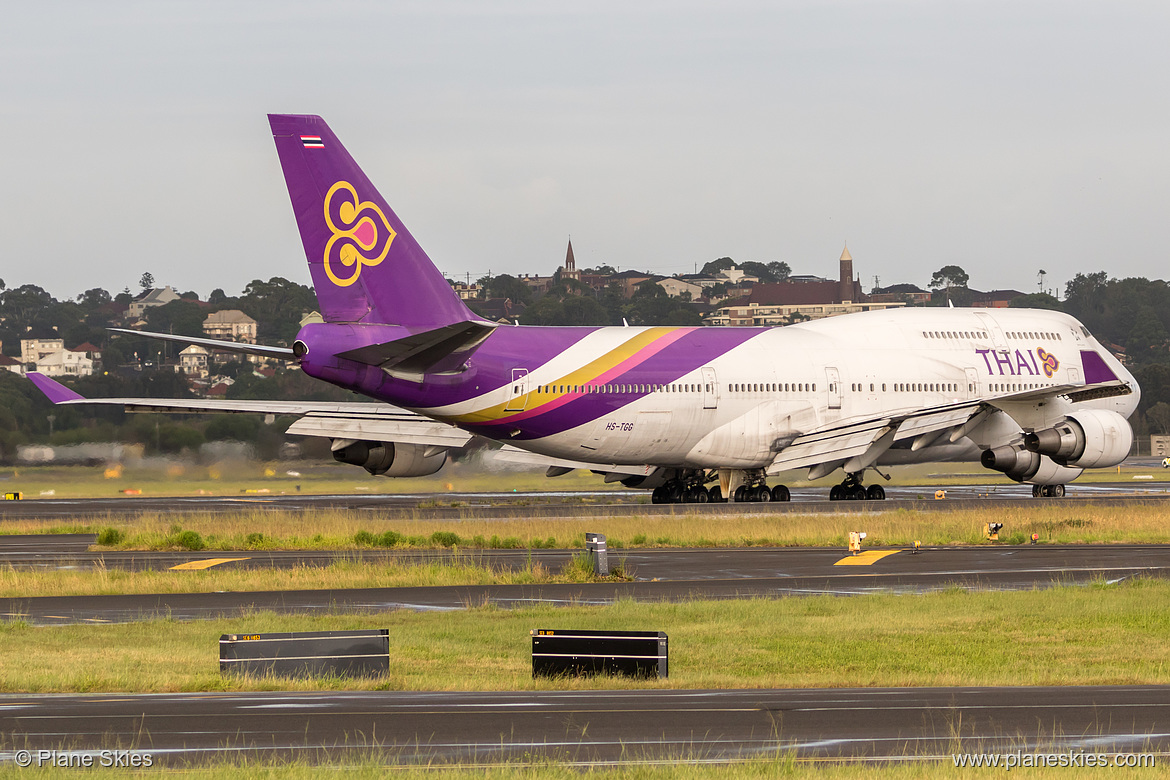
[1052, 484, 1065, 498]
[652, 486, 665, 504]
[829, 485, 844, 501]
[770, 485, 791, 502]
[1032, 484, 1043, 498]
[865, 484, 885, 501]
[734, 485, 748, 502]
[708, 485, 725, 503]
[848, 485, 867, 501]
[1037, 484, 1066, 498]
[753, 485, 771, 502]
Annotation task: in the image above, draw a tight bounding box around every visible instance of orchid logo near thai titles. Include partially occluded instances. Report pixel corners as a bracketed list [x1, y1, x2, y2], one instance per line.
[976, 346, 1060, 378]
[322, 181, 396, 287]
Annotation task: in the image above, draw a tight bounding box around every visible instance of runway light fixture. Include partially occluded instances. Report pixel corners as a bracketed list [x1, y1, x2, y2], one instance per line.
[1031, 533, 1039, 544]
[913, 540, 921, 554]
[848, 531, 867, 555]
[934, 489, 947, 499]
[985, 522, 1003, 541]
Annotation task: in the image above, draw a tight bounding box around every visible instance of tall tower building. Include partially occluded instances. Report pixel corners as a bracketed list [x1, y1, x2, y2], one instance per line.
[561, 238, 580, 280]
[839, 244, 854, 304]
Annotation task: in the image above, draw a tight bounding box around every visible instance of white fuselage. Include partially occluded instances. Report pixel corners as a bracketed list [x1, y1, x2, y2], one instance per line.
[442, 308, 1138, 474]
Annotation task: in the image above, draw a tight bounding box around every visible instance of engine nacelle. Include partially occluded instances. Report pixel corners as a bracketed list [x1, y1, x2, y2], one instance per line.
[981, 444, 1084, 484]
[981, 443, 1041, 482]
[1025, 458, 1084, 486]
[1023, 409, 1133, 469]
[331, 440, 447, 477]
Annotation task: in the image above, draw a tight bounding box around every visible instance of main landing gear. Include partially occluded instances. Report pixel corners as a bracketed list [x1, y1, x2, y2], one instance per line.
[828, 472, 886, 501]
[731, 482, 791, 503]
[1031, 484, 1066, 498]
[650, 475, 792, 504]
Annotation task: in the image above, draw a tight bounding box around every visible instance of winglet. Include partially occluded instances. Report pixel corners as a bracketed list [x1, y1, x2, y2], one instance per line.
[27, 372, 85, 404]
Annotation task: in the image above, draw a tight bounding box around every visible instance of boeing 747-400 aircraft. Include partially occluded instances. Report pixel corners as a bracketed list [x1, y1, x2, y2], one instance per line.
[29, 115, 1140, 502]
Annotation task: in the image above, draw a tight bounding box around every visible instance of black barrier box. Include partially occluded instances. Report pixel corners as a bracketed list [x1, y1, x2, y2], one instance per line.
[531, 629, 667, 678]
[220, 629, 389, 677]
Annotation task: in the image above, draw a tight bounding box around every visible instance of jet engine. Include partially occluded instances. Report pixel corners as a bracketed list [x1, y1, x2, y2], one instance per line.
[1022, 409, 1133, 469]
[980, 444, 1083, 485]
[331, 440, 447, 477]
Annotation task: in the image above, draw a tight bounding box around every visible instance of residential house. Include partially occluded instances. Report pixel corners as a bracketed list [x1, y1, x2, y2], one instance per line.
[0, 354, 23, 375]
[126, 286, 181, 319]
[179, 345, 210, 379]
[203, 310, 258, 343]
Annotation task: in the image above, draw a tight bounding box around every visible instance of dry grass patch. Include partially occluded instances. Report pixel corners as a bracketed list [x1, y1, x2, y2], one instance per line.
[7, 501, 1170, 552]
[0, 552, 629, 599]
[5, 756, 1161, 778]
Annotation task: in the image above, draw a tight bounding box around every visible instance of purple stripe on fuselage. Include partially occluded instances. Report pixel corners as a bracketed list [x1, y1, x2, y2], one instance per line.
[464, 327, 765, 440]
[1080, 350, 1118, 384]
[313, 326, 604, 409]
[497, 327, 696, 426]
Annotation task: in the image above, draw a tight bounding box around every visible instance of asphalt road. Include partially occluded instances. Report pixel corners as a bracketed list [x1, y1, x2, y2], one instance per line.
[3, 542, 1166, 624]
[2, 686, 1167, 765]
[2, 481, 1169, 519]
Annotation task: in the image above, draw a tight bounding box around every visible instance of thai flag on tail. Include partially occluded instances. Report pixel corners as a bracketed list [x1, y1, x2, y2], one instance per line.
[300, 135, 324, 149]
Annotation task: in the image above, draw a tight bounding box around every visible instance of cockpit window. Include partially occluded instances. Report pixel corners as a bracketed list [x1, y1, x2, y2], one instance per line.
[1080, 326, 1091, 338]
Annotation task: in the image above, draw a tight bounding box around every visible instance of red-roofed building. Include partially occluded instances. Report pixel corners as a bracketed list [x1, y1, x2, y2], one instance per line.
[0, 354, 23, 375]
[706, 246, 906, 325]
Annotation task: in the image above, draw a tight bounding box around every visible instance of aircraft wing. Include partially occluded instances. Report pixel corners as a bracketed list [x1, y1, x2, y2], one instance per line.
[768, 376, 1137, 477]
[25, 373, 473, 448]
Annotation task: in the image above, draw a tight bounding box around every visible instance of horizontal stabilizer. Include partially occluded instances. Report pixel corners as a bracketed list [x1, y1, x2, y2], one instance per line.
[109, 328, 295, 360]
[335, 320, 496, 378]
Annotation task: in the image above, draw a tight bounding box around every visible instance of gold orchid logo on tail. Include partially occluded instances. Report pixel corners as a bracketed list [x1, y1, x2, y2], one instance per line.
[322, 181, 396, 287]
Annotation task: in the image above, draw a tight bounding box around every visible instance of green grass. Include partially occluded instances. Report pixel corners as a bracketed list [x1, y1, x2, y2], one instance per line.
[3, 579, 1170, 693]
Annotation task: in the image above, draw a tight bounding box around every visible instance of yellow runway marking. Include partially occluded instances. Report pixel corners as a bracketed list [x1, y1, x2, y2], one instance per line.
[169, 557, 251, 571]
[834, 550, 901, 566]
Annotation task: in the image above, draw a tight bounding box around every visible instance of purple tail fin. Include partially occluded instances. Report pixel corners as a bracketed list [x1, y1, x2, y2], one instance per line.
[269, 114, 475, 327]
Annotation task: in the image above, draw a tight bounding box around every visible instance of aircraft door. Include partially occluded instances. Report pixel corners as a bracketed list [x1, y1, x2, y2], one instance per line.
[825, 367, 842, 410]
[974, 312, 1009, 352]
[505, 368, 529, 411]
[1068, 366, 1082, 386]
[701, 366, 718, 409]
[964, 368, 979, 399]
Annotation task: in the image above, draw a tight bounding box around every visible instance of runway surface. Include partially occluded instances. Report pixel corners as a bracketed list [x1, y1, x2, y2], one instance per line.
[2, 481, 1170, 519]
[3, 540, 1166, 625]
[2, 686, 1167, 764]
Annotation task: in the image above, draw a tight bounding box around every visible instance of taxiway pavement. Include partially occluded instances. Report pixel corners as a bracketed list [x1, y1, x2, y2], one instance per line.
[2, 481, 1169, 520]
[2, 686, 1167, 764]
[3, 541, 1166, 624]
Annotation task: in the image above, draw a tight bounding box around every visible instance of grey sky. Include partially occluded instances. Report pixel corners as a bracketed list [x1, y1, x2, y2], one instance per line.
[2, 1, 1167, 301]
